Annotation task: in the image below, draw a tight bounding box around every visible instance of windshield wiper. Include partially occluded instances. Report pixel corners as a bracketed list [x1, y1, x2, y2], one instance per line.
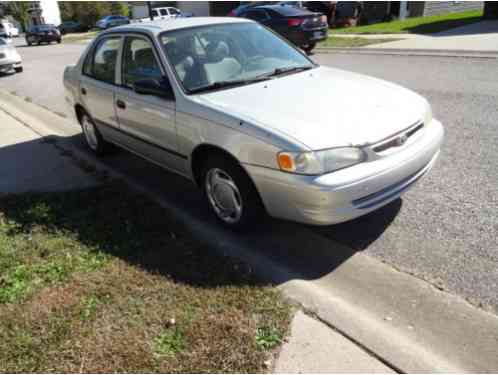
[188, 76, 271, 94]
[257, 65, 314, 79]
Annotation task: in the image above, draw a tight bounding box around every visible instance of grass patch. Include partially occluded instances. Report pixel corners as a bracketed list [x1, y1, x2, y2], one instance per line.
[255, 326, 283, 350]
[153, 327, 187, 358]
[0, 183, 291, 372]
[332, 10, 483, 34]
[318, 36, 402, 48]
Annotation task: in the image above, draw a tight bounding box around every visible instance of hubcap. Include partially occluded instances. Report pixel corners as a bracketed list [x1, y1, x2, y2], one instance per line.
[205, 168, 243, 224]
[82, 116, 98, 151]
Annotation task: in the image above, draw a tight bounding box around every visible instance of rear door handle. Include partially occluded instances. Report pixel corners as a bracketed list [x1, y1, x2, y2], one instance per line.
[116, 99, 126, 110]
[81, 87, 87, 95]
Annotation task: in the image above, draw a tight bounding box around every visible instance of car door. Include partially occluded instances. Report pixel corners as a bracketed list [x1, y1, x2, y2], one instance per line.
[159, 8, 170, 20]
[80, 36, 121, 134]
[114, 35, 185, 174]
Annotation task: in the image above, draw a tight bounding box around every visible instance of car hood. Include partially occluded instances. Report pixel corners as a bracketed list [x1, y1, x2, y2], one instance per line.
[195, 66, 428, 150]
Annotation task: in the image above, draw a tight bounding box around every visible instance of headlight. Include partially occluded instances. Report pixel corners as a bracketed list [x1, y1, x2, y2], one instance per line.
[424, 101, 433, 126]
[277, 147, 366, 175]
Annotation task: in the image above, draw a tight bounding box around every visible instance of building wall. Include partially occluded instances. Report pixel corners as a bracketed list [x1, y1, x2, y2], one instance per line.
[177, 1, 210, 16]
[39, 0, 61, 25]
[407, 2, 425, 17]
[422, 1, 484, 17]
[362, 2, 390, 23]
[130, 4, 149, 19]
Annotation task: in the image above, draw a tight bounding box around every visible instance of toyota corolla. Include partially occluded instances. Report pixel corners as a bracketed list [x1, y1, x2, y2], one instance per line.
[63, 18, 444, 229]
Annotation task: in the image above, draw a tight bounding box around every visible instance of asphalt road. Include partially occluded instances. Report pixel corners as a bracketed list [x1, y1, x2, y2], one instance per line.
[1, 38, 497, 314]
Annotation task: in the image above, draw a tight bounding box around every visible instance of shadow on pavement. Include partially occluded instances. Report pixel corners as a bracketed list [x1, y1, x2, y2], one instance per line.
[1, 132, 401, 286]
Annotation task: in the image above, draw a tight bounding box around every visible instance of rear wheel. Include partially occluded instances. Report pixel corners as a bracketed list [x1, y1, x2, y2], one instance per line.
[14, 67, 23, 73]
[80, 112, 109, 156]
[201, 154, 264, 230]
[57, 39, 61, 44]
[303, 42, 316, 54]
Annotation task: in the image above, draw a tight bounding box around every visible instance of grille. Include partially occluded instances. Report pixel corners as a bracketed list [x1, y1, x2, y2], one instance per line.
[373, 122, 424, 153]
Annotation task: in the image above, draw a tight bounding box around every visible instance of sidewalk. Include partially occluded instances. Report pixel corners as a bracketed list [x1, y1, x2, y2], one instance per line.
[363, 21, 498, 51]
[275, 311, 394, 373]
[325, 20, 498, 56]
[0, 108, 98, 194]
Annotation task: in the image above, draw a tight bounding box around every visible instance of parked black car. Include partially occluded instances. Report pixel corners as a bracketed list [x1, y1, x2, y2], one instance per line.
[228, 2, 303, 17]
[25, 24, 61, 46]
[238, 4, 327, 53]
[58, 21, 90, 35]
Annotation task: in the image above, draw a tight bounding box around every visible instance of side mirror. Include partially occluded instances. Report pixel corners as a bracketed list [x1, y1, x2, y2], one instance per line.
[133, 77, 175, 100]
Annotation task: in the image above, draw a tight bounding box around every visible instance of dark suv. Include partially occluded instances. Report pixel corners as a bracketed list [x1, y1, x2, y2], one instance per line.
[26, 24, 61, 46]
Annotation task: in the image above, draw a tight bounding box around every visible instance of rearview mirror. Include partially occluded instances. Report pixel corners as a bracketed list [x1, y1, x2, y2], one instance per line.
[133, 77, 175, 100]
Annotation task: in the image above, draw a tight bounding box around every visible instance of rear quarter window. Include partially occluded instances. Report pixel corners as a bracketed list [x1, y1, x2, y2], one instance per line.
[83, 37, 121, 84]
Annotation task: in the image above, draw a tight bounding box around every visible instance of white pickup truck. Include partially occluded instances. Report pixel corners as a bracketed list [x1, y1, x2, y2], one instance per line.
[133, 7, 191, 23]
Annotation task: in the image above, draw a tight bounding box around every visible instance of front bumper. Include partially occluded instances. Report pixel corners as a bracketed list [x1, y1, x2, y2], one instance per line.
[0, 58, 22, 73]
[26, 34, 60, 43]
[244, 119, 444, 225]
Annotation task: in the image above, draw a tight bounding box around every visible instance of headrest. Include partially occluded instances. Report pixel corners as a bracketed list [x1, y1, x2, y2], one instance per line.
[206, 41, 229, 63]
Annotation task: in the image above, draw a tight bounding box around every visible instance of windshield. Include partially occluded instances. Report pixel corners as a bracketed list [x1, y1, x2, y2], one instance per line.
[160, 22, 315, 93]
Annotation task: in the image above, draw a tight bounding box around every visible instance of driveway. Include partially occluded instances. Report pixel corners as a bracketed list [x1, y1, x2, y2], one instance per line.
[1, 39, 497, 315]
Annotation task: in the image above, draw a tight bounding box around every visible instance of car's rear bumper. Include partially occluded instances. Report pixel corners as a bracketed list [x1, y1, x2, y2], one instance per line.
[288, 27, 328, 46]
[244, 119, 444, 226]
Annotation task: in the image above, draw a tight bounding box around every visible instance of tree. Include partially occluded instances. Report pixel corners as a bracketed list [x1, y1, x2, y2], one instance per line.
[110, 2, 129, 17]
[58, 1, 129, 26]
[2, 1, 31, 31]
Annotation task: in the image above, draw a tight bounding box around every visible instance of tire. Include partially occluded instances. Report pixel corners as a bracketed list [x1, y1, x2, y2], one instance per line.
[200, 154, 265, 230]
[27, 41, 32, 46]
[57, 39, 61, 44]
[303, 42, 316, 55]
[80, 112, 109, 156]
[15, 67, 23, 73]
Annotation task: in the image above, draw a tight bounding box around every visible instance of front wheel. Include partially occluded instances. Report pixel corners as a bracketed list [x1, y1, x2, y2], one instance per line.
[201, 155, 265, 230]
[14, 67, 23, 73]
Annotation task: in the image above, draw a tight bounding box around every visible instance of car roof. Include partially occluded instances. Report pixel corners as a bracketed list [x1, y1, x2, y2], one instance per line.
[253, 4, 314, 16]
[103, 17, 253, 37]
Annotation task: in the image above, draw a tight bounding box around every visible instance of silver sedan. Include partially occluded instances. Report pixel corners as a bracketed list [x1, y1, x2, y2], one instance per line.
[63, 18, 444, 229]
[0, 38, 22, 74]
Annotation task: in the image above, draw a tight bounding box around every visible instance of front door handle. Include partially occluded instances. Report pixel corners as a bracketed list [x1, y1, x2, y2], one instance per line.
[116, 99, 126, 110]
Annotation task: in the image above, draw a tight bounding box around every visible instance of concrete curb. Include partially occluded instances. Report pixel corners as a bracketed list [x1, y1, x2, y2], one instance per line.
[1, 90, 498, 373]
[316, 47, 498, 59]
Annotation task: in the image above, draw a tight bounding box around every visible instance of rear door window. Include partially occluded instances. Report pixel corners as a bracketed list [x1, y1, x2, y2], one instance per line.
[160, 9, 168, 16]
[86, 37, 121, 84]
